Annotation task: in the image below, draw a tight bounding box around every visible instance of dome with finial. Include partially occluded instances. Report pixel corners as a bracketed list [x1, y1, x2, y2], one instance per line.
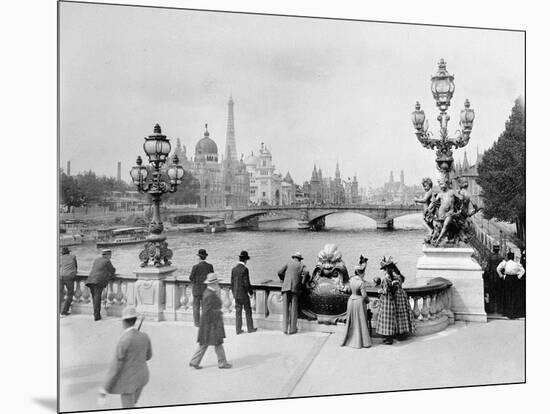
[195, 123, 218, 162]
[244, 151, 259, 166]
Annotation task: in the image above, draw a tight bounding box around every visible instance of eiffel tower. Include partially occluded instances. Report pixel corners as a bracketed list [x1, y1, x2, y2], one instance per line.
[225, 95, 238, 163]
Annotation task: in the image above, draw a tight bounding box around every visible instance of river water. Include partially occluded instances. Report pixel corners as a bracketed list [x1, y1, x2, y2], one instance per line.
[68, 213, 426, 284]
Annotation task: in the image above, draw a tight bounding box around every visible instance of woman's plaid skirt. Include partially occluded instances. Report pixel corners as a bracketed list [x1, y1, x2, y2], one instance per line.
[376, 287, 415, 336]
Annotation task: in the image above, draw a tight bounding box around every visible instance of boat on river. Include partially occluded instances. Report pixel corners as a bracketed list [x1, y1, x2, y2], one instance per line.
[96, 227, 148, 247]
[204, 218, 227, 233]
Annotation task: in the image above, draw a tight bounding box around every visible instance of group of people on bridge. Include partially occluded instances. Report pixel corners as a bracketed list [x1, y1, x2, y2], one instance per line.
[59, 245, 417, 409]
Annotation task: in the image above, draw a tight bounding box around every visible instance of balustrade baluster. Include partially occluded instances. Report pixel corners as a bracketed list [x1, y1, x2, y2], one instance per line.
[420, 295, 429, 321]
[221, 288, 232, 313]
[73, 280, 82, 303]
[120, 280, 127, 305]
[412, 297, 421, 320]
[187, 288, 194, 311]
[436, 292, 444, 315]
[180, 284, 189, 310]
[428, 293, 437, 319]
[106, 281, 116, 306]
[229, 290, 235, 313]
[115, 280, 124, 305]
[250, 291, 256, 312]
[82, 284, 91, 303]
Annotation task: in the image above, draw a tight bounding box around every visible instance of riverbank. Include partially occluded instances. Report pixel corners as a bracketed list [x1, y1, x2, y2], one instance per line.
[59, 316, 524, 412]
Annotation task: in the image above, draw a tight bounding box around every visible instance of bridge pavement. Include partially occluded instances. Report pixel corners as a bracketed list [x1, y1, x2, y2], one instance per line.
[59, 316, 524, 412]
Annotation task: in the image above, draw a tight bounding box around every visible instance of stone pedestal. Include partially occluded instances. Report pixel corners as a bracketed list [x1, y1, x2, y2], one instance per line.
[416, 246, 486, 322]
[134, 266, 177, 321]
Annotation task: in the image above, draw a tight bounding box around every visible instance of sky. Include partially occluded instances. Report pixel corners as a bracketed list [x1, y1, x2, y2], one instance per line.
[59, 2, 525, 188]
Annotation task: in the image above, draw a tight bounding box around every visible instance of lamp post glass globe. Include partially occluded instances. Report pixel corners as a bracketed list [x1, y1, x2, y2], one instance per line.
[167, 155, 185, 185]
[460, 99, 475, 129]
[130, 156, 148, 184]
[430, 58, 455, 111]
[143, 124, 172, 164]
[411, 101, 426, 130]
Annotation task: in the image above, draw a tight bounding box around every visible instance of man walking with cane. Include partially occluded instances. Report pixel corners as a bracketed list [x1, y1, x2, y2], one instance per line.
[86, 249, 116, 321]
[278, 252, 309, 335]
[189, 273, 232, 369]
[99, 307, 152, 409]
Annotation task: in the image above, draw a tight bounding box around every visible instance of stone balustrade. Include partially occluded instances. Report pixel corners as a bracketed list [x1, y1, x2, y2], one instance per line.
[62, 272, 453, 336]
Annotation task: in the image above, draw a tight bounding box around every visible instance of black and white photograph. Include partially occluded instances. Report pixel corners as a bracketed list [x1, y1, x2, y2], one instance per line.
[6, 1, 547, 413]
[55, 1, 528, 412]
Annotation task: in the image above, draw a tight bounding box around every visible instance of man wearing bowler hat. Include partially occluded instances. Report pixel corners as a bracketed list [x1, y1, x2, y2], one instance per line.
[189, 273, 232, 369]
[231, 251, 257, 334]
[278, 252, 310, 335]
[86, 249, 116, 321]
[189, 248, 214, 327]
[99, 307, 152, 408]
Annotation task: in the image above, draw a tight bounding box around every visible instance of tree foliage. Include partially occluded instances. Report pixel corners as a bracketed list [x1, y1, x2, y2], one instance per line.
[60, 170, 131, 207]
[476, 97, 525, 240]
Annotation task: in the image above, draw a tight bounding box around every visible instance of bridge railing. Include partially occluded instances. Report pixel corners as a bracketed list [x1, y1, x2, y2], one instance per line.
[63, 272, 452, 336]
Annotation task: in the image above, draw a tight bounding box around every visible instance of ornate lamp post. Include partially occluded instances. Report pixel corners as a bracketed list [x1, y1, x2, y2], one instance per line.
[411, 58, 475, 183]
[130, 124, 184, 267]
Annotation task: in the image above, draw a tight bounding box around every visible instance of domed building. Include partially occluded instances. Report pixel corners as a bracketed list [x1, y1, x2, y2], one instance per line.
[179, 97, 251, 209]
[194, 124, 219, 164]
[188, 124, 224, 208]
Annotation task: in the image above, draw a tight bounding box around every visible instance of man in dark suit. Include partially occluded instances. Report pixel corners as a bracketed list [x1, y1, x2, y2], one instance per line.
[86, 249, 116, 321]
[278, 252, 310, 335]
[99, 307, 152, 408]
[230, 251, 257, 334]
[189, 273, 232, 369]
[189, 249, 214, 327]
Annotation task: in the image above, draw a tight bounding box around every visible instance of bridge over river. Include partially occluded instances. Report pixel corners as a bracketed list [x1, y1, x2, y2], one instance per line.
[164, 203, 424, 230]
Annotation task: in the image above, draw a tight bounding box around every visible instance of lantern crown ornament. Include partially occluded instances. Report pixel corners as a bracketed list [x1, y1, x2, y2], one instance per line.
[430, 58, 455, 112]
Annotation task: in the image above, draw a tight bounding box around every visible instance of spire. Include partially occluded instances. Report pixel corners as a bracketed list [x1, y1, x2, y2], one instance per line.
[225, 95, 237, 162]
[463, 151, 470, 170]
[400, 170, 404, 185]
[335, 160, 341, 179]
[389, 171, 394, 183]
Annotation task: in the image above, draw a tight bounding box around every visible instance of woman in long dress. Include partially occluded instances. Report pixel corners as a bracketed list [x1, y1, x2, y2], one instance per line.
[341, 265, 372, 349]
[376, 257, 415, 345]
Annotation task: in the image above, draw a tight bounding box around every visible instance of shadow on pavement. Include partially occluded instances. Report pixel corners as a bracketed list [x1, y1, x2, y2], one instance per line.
[32, 398, 57, 412]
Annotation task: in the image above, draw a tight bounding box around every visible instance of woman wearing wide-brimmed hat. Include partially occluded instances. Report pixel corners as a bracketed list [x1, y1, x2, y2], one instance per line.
[375, 256, 415, 344]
